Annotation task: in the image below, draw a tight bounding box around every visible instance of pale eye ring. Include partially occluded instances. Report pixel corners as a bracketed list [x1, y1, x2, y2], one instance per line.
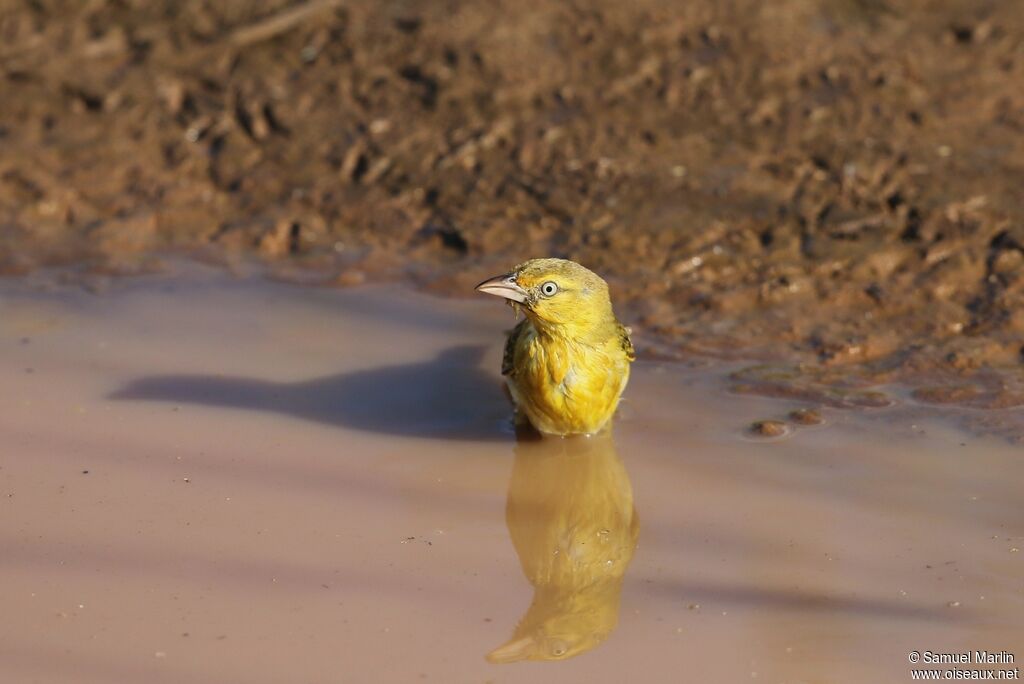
[540, 281, 558, 297]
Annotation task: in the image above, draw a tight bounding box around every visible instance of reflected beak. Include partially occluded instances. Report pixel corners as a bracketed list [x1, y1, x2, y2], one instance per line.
[475, 274, 528, 304]
[486, 635, 535, 664]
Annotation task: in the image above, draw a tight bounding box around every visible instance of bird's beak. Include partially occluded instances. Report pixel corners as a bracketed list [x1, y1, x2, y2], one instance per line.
[475, 273, 528, 304]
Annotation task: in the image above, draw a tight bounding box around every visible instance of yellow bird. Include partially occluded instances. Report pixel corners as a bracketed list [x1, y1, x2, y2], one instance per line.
[487, 430, 639, 663]
[476, 258, 635, 436]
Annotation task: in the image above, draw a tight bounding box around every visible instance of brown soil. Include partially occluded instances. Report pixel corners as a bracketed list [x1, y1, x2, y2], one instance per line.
[2, 0, 1024, 414]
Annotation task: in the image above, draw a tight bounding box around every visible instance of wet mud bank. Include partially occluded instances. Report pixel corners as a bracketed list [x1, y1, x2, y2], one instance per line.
[3, 0, 1024, 406]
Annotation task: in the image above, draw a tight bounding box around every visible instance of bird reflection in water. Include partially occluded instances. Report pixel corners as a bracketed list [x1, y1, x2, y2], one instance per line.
[488, 428, 639, 663]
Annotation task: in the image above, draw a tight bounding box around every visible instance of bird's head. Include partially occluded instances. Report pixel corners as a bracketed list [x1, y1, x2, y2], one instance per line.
[475, 258, 616, 334]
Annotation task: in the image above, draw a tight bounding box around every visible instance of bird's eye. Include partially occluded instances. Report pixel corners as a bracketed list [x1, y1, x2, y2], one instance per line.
[540, 281, 558, 297]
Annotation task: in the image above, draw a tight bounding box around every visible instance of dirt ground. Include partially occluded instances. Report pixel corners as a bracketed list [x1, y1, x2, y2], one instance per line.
[2, 0, 1024, 429]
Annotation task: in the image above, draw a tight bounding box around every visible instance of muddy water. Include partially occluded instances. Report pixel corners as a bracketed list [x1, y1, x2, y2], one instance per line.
[0, 264, 1021, 684]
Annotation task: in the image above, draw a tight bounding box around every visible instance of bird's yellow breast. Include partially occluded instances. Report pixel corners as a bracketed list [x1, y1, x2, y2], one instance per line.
[507, 322, 631, 436]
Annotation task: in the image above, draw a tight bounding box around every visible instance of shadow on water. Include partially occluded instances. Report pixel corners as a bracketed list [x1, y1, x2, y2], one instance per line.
[110, 344, 514, 441]
[488, 428, 639, 664]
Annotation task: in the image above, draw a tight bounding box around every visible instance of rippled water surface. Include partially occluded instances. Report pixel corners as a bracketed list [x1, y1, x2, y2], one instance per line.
[1, 264, 1021, 683]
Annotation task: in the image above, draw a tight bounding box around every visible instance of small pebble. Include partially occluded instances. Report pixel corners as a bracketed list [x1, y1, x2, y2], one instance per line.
[788, 408, 823, 425]
[749, 420, 788, 437]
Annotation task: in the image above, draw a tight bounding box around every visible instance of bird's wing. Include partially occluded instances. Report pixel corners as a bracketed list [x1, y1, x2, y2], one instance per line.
[618, 323, 636, 362]
[502, 319, 528, 376]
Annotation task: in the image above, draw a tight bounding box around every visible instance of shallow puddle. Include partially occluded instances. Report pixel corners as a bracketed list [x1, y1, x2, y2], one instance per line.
[1, 264, 1021, 683]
